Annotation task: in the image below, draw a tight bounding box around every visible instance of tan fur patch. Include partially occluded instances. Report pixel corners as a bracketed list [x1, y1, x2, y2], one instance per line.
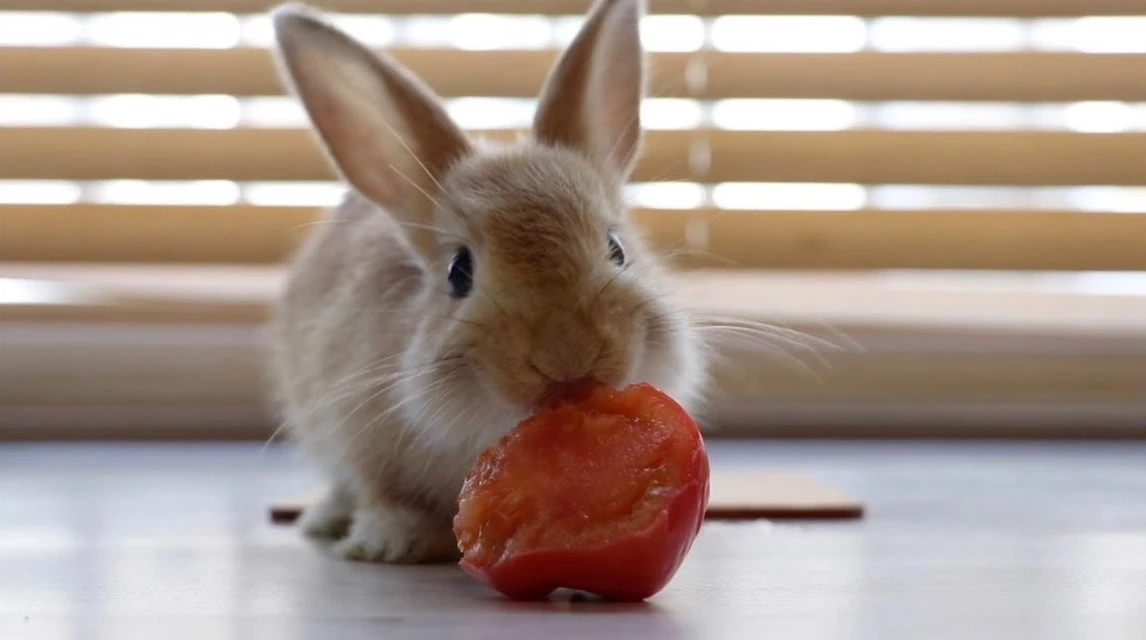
[443, 144, 616, 295]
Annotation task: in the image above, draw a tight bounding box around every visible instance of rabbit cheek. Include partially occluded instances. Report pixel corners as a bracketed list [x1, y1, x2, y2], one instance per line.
[636, 310, 705, 413]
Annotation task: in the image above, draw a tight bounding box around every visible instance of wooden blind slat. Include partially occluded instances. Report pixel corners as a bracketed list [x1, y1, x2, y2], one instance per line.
[4, 127, 1146, 186]
[7, 47, 1146, 102]
[698, 209, 1146, 271]
[0, 0, 1139, 17]
[5, 205, 1145, 271]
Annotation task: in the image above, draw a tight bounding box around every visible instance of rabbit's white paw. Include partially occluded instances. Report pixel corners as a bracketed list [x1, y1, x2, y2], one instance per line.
[298, 485, 354, 539]
[334, 505, 458, 564]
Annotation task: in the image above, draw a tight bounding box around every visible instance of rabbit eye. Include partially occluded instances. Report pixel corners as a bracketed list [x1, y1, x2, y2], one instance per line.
[447, 247, 474, 298]
[607, 232, 625, 266]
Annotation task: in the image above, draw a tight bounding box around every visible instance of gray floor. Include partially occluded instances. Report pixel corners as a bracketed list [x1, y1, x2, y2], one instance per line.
[1, 440, 1144, 640]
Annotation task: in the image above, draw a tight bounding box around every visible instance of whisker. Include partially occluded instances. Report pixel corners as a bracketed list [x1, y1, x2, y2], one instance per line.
[259, 352, 410, 454]
[390, 164, 445, 214]
[446, 315, 485, 330]
[623, 289, 675, 319]
[592, 260, 635, 309]
[376, 110, 448, 197]
[694, 315, 855, 353]
[398, 373, 464, 453]
[474, 286, 510, 318]
[257, 421, 292, 456]
[361, 363, 468, 453]
[650, 310, 860, 380]
[661, 246, 740, 267]
[396, 220, 459, 238]
[322, 364, 446, 439]
[341, 366, 461, 456]
[698, 325, 829, 373]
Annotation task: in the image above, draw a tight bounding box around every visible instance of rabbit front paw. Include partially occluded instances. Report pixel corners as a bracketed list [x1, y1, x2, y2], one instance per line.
[333, 505, 458, 564]
[298, 485, 354, 539]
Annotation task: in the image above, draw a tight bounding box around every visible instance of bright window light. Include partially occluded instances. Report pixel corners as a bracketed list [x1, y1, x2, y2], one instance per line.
[0, 181, 82, 205]
[1134, 104, 1146, 131]
[871, 102, 1027, 131]
[330, 16, 395, 46]
[87, 95, 241, 129]
[1062, 272, 1146, 296]
[712, 183, 866, 211]
[403, 17, 452, 47]
[869, 185, 1039, 210]
[711, 16, 865, 53]
[1069, 17, 1146, 53]
[642, 98, 704, 130]
[0, 278, 92, 306]
[241, 97, 307, 127]
[84, 12, 241, 48]
[449, 14, 551, 50]
[1063, 101, 1136, 133]
[640, 15, 705, 52]
[713, 99, 856, 131]
[625, 182, 706, 210]
[244, 14, 393, 47]
[552, 17, 585, 47]
[240, 16, 275, 46]
[1027, 19, 1076, 51]
[244, 182, 346, 207]
[88, 180, 241, 206]
[0, 12, 81, 45]
[869, 18, 1027, 52]
[446, 98, 534, 129]
[1067, 187, 1146, 214]
[0, 96, 81, 126]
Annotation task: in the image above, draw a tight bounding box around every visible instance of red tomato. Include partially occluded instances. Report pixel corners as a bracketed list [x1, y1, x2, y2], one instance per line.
[452, 381, 710, 601]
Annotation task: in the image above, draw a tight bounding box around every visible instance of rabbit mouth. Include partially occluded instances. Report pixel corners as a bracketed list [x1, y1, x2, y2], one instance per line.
[490, 355, 637, 415]
[535, 377, 602, 411]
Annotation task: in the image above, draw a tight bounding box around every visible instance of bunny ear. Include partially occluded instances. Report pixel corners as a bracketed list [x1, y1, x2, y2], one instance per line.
[532, 0, 645, 184]
[271, 4, 471, 260]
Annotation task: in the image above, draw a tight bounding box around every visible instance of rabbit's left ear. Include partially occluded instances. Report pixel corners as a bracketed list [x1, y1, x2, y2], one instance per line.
[270, 4, 471, 260]
[532, 0, 645, 184]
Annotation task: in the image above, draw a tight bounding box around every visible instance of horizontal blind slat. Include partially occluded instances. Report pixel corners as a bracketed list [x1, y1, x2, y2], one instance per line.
[7, 48, 1146, 102]
[0, 0, 1138, 17]
[4, 127, 1146, 186]
[5, 205, 1145, 271]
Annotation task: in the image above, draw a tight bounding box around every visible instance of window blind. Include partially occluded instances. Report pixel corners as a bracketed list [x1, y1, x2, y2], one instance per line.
[1, 0, 1144, 439]
[2, 0, 1144, 271]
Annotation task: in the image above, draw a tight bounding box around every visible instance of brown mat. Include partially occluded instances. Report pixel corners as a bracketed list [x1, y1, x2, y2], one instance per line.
[269, 469, 864, 523]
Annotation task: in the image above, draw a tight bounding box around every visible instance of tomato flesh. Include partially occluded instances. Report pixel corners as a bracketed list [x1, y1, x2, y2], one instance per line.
[453, 382, 710, 601]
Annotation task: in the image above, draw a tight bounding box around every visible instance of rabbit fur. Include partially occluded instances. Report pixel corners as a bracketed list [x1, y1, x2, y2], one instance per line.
[266, 0, 709, 563]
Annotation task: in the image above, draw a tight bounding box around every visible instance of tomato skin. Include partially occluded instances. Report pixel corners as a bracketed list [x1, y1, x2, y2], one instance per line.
[454, 382, 710, 602]
[459, 446, 708, 601]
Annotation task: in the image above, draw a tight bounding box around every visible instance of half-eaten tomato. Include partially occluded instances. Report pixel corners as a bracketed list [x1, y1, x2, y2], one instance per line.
[452, 382, 710, 601]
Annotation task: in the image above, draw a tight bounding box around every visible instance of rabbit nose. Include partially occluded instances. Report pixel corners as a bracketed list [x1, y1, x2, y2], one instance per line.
[529, 353, 596, 386]
[529, 314, 606, 383]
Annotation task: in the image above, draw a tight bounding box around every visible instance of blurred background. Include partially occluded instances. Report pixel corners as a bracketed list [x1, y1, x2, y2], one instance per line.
[1, 0, 1144, 441]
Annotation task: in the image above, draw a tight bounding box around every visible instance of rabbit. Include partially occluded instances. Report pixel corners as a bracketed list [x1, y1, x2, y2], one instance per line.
[265, 0, 709, 564]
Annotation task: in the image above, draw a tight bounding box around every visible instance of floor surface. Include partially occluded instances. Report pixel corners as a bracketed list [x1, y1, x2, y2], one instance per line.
[1, 440, 1144, 640]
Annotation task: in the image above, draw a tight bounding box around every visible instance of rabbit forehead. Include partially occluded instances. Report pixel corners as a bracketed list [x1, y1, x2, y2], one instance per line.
[444, 145, 619, 283]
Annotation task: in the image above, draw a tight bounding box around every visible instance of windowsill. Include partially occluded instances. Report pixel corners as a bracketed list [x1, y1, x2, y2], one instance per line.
[2, 263, 1144, 439]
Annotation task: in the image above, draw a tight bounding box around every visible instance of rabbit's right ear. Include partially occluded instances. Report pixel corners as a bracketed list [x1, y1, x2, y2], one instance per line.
[533, 0, 645, 186]
[270, 4, 471, 261]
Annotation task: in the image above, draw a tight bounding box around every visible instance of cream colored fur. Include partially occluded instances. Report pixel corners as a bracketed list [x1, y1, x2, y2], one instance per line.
[267, 0, 708, 563]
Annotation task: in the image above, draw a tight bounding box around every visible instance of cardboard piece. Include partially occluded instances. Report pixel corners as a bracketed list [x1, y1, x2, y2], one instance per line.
[269, 468, 863, 523]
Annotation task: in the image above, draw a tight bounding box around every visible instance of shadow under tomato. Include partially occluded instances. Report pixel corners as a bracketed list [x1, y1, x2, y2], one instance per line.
[454, 597, 693, 640]
[493, 588, 665, 611]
